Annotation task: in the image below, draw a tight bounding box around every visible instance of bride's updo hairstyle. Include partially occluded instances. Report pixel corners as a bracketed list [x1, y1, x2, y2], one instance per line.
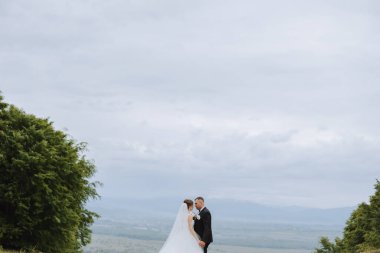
[183, 199, 193, 208]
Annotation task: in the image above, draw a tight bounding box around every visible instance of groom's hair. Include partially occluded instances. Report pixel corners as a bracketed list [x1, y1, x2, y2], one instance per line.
[195, 196, 204, 202]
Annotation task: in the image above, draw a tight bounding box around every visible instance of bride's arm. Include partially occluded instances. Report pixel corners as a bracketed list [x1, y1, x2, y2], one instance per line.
[188, 215, 200, 242]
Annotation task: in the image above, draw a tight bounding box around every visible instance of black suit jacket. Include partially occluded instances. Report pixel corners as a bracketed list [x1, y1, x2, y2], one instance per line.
[193, 207, 213, 244]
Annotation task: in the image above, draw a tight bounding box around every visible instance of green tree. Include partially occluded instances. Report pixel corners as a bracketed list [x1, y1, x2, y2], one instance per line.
[365, 180, 380, 248]
[341, 202, 372, 252]
[315, 180, 380, 253]
[0, 93, 100, 252]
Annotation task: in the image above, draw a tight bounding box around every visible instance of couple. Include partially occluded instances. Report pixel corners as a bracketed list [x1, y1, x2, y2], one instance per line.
[159, 197, 213, 253]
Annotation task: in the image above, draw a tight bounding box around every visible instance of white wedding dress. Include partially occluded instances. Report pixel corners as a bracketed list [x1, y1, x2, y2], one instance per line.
[158, 203, 203, 253]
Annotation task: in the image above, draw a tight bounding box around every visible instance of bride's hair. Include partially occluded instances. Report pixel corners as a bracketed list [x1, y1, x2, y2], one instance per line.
[183, 199, 193, 208]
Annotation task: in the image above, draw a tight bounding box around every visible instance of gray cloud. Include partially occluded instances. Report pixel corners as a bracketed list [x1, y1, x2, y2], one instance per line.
[1, 0, 380, 208]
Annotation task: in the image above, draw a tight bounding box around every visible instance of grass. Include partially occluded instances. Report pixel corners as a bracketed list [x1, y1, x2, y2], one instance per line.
[0, 248, 40, 253]
[3, 245, 379, 253]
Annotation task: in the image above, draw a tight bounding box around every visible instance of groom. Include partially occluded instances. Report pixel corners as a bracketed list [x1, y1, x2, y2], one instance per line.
[193, 197, 213, 253]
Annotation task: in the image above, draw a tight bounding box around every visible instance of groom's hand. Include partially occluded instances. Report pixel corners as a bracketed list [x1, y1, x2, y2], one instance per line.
[199, 241, 206, 248]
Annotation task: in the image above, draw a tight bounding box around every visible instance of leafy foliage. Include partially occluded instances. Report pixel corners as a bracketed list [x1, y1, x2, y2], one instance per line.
[315, 237, 342, 253]
[0, 93, 100, 252]
[315, 180, 380, 253]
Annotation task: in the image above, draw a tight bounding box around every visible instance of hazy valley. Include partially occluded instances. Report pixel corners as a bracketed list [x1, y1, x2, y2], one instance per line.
[84, 197, 354, 253]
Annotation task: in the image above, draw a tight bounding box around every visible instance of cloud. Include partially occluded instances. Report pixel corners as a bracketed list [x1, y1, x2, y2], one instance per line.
[1, 0, 379, 208]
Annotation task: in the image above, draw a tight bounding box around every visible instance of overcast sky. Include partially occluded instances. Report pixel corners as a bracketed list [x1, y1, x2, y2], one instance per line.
[1, 0, 379, 208]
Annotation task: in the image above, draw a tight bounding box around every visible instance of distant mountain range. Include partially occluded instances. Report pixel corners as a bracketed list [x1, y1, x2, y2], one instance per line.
[87, 196, 355, 225]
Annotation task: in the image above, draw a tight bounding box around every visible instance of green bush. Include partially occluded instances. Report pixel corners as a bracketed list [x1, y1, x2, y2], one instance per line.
[314, 236, 342, 253]
[0, 93, 100, 252]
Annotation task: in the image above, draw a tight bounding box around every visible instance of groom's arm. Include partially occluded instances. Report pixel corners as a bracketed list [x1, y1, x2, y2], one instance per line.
[201, 212, 212, 244]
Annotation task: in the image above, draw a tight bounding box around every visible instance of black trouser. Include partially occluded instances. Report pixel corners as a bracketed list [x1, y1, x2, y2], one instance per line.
[203, 243, 210, 253]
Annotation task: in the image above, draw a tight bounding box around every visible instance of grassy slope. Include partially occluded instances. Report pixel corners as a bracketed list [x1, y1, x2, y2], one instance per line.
[0, 250, 33, 253]
[2, 246, 380, 253]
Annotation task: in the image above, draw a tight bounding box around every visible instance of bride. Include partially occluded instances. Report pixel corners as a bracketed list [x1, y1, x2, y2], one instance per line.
[158, 199, 203, 253]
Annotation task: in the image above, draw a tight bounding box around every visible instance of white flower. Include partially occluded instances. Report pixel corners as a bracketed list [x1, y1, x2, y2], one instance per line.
[196, 215, 201, 220]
